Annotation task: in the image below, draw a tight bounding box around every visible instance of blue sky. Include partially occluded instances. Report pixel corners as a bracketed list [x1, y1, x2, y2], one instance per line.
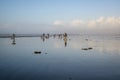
[0, 0, 120, 34]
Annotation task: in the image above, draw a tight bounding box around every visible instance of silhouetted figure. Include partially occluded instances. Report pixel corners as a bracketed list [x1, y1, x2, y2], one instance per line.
[12, 38, 16, 45]
[11, 34, 16, 45]
[64, 37, 67, 47]
[45, 35, 49, 39]
[41, 36, 45, 42]
[13, 34, 15, 37]
[58, 34, 62, 39]
[63, 33, 68, 47]
[40, 33, 46, 42]
[63, 33, 67, 37]
[53, 34, 56, 38]
[47, 33, 49, 38]
[43, 33, 45, 37]
[11, 33, 15, 39]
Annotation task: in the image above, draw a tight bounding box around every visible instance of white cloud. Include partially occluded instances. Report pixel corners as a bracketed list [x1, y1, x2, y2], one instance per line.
[53, 20, 64, 26]
[96, 17, 105, 24]
[105, 17, 120, 25]
[70, 20, 84, 26]
[53, 17, 120, 27]
[87, 20, 96, 27]
[117, 17, 120, 24]
[86, 17, 120, 28]
[52, 17, 120, 34]
[1, 16, 120, 34]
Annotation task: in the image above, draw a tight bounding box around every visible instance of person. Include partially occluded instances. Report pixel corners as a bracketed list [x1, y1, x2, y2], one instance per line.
[63, 37, 67, 47]
[63, 33, 67, 37]
[12, 34, 16, 45]
[63, 33, 68, 47]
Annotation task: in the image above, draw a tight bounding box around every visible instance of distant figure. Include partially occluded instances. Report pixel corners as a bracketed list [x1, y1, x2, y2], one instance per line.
[12, 38, 16, 45]
[53, 34, 56, 38]
[13, 34, 15, 37]
[40, 33, 46, 42]
[63, 33, 68, 47]
[43, 33, 45, 37]
[64, 37, 67, 47]
[12, 34, 16, 45]
[58, 34, 62, 39]
[41, 36, 45, 42]
[11, 33, 15, 39]
[45, 34, 49, 39]
[63, 33, 67, 37]
[47, 33, 50, 38]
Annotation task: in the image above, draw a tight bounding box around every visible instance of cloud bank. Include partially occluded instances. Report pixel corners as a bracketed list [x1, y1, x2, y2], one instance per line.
[53, 17, 120, 34]
[53, 17, 120, 27]
[0, 17, 120, 34]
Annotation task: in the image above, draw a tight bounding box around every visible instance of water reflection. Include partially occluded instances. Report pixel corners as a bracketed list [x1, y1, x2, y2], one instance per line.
[1, 34, 120, 80]
[5, 33, 120, 55]
[53, 35, 120, 54]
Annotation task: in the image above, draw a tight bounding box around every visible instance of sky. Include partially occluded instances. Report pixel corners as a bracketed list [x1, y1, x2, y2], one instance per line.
[0, 0, 120, 34]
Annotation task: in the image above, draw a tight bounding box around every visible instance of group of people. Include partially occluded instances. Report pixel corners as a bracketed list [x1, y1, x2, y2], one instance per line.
[11, 33, 68, 47]
[41, 33, 68, 47]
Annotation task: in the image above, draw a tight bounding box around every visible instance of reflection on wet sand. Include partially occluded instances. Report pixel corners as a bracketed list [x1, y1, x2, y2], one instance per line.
[53, 35, 120, 55]
[7, 33, 120, 55]
[1, 34, 120, 80]
[34, 33, 68, 54]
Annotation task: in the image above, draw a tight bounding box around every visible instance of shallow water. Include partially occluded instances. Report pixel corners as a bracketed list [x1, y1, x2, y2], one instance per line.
[0, 35, 120, 80]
